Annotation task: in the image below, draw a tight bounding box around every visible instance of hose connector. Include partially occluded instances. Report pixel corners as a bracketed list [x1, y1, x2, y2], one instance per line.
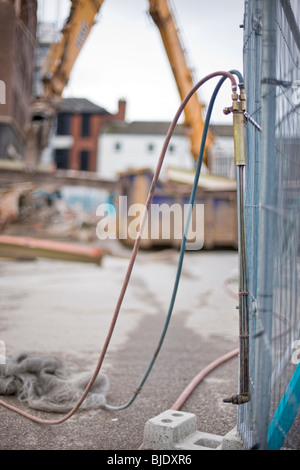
[223, 392, 250, 405]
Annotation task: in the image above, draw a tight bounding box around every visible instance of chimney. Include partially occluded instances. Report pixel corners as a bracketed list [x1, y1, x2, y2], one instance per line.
[116, 99, 126, 121]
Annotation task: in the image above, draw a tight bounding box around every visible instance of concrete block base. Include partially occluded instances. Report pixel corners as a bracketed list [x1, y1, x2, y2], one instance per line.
[143, 410, 245, 450]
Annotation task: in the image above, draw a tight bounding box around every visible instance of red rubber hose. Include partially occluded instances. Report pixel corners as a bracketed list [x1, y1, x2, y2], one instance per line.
[0, 71, 237, 425]
[171, 348, 239, 410]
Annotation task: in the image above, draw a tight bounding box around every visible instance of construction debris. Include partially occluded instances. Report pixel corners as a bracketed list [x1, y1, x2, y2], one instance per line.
[0, 183, 104, 263]
[0, 184, 101, 243]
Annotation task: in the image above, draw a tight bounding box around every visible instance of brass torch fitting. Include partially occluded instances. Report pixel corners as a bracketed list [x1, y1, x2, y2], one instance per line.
[224, 87, 247, 166]
[233, 89, 246, 166]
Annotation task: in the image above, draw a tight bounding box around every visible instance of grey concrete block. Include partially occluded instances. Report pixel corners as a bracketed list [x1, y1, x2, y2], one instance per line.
[220, 427, 245, 450]
[174, 430, 223, 450]
[143, 410, 197, 450]
[143, 411, 246, 451]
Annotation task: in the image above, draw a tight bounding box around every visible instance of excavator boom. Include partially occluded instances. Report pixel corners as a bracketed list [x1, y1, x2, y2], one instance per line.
[148, 0, 214, 166]
[26, 0, 105, 169]
[42, 0, 105, 99]
[28, 0, 213, 170]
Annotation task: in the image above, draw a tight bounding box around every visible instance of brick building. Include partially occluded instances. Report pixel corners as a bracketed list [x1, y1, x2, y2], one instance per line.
[52, 98, 126, 172]
[0, 0, 37, 160]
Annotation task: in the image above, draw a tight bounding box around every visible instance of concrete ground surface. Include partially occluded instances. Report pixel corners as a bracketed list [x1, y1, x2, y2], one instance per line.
[0, 243, 241, 451]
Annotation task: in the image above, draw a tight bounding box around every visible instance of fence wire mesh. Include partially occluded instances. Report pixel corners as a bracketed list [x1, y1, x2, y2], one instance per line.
[239, 0, 300, 450]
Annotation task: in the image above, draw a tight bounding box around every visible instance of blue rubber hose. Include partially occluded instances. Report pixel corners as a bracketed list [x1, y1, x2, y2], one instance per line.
[105, 70, 244, 411]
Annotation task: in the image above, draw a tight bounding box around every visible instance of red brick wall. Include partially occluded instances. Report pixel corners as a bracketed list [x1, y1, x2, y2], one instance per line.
[68, 101, 126, 171]
[0, 1, 37, 156]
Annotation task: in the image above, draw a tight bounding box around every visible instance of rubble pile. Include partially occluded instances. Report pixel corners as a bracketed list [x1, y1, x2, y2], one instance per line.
[0, 184, 100, 243]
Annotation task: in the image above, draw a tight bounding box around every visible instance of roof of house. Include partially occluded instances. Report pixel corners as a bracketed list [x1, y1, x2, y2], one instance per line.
[103, 121, 187, 136]
[103, 121, 233, 137]
[210, 124, 233, 137]
[58, 98, 111, 115]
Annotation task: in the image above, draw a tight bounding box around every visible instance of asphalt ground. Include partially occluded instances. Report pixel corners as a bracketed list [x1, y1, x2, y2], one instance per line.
[0, 244, 240, 452]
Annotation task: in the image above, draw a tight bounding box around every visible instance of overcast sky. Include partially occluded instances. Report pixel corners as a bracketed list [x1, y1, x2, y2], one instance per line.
[37, 0, 245, 124]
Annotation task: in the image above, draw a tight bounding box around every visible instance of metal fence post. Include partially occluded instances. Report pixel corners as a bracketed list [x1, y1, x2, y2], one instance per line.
[239, 0, 262, 449]
[254, 0, 278, 450]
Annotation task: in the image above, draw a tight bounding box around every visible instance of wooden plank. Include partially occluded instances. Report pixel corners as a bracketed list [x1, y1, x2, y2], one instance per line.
[0, 234, 103, 265]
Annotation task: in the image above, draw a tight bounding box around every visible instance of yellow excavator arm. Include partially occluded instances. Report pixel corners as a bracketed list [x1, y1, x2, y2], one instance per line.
[28, 0, 213, 170]
[42, 0, 105, 99]
[148, 0, 214, 166]
[26, 0, 105, 169]
[42, 0, 214, 163]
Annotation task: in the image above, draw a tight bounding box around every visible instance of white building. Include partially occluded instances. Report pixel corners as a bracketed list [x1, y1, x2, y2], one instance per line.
[97, 121, 194, 180]
[97, 120, 235, 181]
[208, 124, 236, 180]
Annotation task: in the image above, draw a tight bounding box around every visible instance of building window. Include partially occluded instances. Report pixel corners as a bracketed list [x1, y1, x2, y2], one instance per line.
[114, 141, 122, 152]
[80, 150, 90, 171]
[81, 114, 91, 137]
[168, 144, 176, 153]
[57, 113, 71, 135]
[147, 143, 155, 153]
[55, 149, 69, 169]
